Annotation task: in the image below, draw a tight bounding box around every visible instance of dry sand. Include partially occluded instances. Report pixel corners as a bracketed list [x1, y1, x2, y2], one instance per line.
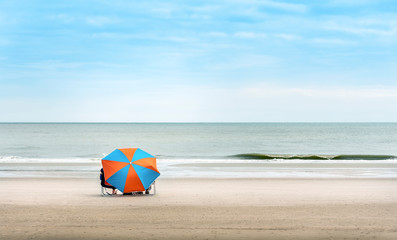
[1, 177, 397, 239]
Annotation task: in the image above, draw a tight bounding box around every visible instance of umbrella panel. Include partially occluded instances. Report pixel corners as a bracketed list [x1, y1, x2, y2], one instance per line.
[124, 165, 145, 192]
[102, 160, 129, 180]
[133, 164, 160, 189]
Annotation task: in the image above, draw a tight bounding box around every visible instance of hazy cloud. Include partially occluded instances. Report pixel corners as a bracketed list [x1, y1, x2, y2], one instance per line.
[234, 32, 267, 38]
[85, 16, 120, 26]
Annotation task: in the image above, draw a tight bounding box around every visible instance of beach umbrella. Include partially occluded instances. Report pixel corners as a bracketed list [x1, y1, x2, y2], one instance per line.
[101, 148, 160, 193]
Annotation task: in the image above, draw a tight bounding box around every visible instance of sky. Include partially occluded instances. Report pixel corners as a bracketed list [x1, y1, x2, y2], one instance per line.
[1, 0, 397, 122]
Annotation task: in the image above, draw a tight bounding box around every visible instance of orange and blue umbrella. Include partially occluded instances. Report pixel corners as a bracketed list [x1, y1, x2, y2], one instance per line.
[101, 148, 160, 193]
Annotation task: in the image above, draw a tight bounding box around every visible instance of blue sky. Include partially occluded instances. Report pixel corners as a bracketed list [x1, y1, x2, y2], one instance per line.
[1, 0, 397, 122]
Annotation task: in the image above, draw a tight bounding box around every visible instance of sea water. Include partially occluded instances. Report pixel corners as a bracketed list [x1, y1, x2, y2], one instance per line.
[1, 123, 397, 178]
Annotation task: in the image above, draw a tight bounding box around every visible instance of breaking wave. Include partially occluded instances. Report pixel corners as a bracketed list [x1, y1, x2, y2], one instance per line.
[231, 153, 397, 161]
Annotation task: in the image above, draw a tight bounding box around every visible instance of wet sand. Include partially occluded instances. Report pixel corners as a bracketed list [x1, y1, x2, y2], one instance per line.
[1, 178, 397, 239]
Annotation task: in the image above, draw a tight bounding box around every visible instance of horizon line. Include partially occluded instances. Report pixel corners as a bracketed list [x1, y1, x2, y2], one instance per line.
[1, 121, 397, 124]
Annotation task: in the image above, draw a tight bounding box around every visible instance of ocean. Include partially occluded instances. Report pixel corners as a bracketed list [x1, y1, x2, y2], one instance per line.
[1, 123, 397, 178]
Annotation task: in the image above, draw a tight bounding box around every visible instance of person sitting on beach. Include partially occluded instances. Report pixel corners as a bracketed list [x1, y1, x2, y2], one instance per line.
[100, 168, 117, 195]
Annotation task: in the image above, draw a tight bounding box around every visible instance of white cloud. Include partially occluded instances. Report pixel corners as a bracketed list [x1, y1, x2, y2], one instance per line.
[188, 5, 220, 13]
[328, 0, 375, 6]
[2, 82, 397, 122]
[208, 54, 278, 70]
[85, 16, 120, 27]
[327, 24, 397, 36]
[259, 0, 308, 13]
[49, 14, 75, 23]
[311, 38, 355, 45]
[273, 33, 301, 41]
[234, 32, 267, 39]
[323, 17, 397, 36]
[151, 7, 173, 15]
[233, 84, 397, 122]
[206, 32, 228, 37]
[229, 0, 308, 13]
[242, 84, 397, 100]
[91, 32, 196, 43]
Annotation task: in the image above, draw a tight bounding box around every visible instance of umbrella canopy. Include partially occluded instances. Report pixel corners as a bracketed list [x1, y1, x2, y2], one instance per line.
[101, 148, 160, 193]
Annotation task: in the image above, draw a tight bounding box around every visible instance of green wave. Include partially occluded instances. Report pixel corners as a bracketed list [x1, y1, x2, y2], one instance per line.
[231, 153, 397, 160]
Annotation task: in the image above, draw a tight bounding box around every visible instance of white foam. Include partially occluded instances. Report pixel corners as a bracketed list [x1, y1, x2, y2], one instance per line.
[2, 155, 397, 164]
[1, 156, 397, 179]
[0, 156, 100, 163]
[158, 158, 397, 164]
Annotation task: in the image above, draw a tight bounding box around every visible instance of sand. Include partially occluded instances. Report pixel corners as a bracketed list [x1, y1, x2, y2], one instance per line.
[1, 177, 397, 239]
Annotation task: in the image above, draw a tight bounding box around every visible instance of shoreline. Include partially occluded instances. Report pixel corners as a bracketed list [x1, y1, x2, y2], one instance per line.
[2, 176, 397, 181]
[2, 159, 397, 179]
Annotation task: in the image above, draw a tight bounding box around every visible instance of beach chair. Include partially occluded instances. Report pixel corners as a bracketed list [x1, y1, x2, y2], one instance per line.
[101, 185, 115, 196]
[101, 181, 157, 196]
[100, 169, 117, 196]
[145, 181, 157, 195]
